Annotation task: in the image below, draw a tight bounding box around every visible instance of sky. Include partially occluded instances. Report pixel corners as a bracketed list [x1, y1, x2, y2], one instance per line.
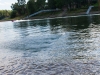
[0, 0, 28, 10]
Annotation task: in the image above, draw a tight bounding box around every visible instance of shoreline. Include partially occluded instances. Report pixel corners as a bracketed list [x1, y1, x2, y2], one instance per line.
[27, 11, 100, 20]
[0, 11, 100, 22]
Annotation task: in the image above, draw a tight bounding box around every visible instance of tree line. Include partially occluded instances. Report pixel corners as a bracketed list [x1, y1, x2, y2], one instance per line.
[11, 0, 98, 18]
[48, 0, 97, 9]
[0, 10, 11, 20]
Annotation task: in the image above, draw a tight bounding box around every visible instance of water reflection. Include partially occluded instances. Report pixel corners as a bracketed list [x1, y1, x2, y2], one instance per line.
[14, 16, 94, 33]
[48, 16, 93, 33]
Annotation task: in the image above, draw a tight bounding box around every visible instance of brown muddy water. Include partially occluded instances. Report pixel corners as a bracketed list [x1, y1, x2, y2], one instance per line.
[0, 14, 100, 75]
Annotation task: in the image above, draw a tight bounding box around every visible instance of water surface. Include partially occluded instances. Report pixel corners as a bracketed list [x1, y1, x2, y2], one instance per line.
[0, 15, 100, 75]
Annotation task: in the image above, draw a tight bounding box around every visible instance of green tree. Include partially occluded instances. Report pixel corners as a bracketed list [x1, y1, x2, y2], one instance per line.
[55, 0, 64, 8]
[0, 10, 11, 19]
[11, 3, 26, 15]
[36, 0, 46, 10]
[10, 10, 17, 18]
[48, 0, 56, 9]
[27, 0, 36, 14]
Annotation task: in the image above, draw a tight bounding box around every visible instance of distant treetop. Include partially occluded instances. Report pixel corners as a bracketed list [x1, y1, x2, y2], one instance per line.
[17, 0, 26, 5]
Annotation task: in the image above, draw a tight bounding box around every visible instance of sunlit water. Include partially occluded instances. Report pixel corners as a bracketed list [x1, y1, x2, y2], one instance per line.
[1, 15, 100, 75]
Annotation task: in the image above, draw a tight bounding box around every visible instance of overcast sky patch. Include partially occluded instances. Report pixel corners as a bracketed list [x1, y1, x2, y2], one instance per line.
[0, 0, 28, 10]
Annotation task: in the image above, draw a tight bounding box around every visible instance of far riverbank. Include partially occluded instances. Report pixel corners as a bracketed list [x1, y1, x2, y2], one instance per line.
[0, 10, 100, 22]
[28, 11, 100, 20]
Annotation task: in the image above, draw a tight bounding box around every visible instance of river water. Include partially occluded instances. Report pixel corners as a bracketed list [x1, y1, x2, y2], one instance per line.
[0, 15, 100, 75]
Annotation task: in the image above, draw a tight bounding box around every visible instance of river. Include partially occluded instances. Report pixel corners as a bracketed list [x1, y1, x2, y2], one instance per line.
[0, 15, 100, 75]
